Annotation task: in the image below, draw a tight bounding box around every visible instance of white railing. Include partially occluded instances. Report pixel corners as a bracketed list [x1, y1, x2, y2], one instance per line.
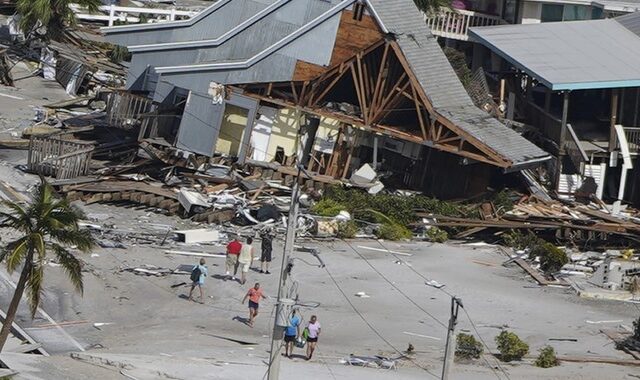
[70, 4, 198, 27]
[425, 8, 504, 41]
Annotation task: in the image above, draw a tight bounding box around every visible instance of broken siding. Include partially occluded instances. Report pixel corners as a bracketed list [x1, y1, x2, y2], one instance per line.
[176, 92, 225, 156]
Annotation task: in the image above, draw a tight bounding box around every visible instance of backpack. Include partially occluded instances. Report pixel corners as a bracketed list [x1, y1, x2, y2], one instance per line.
[190, 266, 202, 282]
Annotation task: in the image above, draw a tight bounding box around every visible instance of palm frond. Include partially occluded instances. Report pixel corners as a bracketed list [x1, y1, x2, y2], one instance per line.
[49, 229, 95, 252]
[26, 263, 44, 318]
[0, 236, 28, 264]
[5, 237, 29, 273]
[0, 201, 30, 231]
[30, 233, 46, 262]
[51, 244, 84, 295]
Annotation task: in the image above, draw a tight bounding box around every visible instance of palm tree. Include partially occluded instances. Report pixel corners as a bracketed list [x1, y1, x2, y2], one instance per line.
[414, 0, 452, 15]
[16, 0, 101, 41]
[0, 178, 95, 352]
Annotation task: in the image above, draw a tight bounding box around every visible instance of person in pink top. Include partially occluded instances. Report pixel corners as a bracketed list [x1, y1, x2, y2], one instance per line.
[305, 315, 321, 360]
[241, 282, 266, 327]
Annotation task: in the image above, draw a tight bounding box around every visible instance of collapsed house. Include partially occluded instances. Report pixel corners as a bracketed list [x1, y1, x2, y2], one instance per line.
[469, 12, 640, 208]
[101, 0, 550, 199]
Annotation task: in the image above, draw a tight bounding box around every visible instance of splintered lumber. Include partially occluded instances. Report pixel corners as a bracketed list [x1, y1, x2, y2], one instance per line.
[165, 250, 226, 258]
[60, 180, 180, 213]
[557, 355, 640, 366]
[513, 258, 566, 286]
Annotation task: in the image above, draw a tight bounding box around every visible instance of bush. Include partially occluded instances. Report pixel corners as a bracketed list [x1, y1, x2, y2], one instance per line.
[336, 220, 358, 239]
[534, 346, 559, 368]
[495, 331, 529, 362]
[502, 230, 542, 250]
[310, 198, 346, 217]
[530, 243, 568, 273]
[375, 223, 412, 241]
[455, 333, 483, 360]
[426, 226, 448, 243]
[322, 185, 466, 226]
[491, 189, 515, 214]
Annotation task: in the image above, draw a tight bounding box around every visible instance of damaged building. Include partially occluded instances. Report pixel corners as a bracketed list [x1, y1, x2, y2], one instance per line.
[102, 0, 549, 199]
[469, 12, 640, 208]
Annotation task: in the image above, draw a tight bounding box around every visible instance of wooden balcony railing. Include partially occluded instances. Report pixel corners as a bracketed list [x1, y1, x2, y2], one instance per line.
[425, 8, 504, 41]
[623, 127, 640, 153]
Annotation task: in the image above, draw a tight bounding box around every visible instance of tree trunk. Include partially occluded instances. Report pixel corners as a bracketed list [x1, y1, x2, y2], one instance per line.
[0, 257, 32, 352]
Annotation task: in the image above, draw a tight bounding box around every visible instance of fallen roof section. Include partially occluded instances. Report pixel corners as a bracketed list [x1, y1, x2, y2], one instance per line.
[368, 0, 550, 169]
[469, 15, 640, 91]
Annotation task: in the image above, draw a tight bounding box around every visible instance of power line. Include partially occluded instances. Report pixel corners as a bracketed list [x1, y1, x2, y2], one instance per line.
[372, 239, 512, 380]
[323, 264, 440, 379]
[341, 240, 447, 329]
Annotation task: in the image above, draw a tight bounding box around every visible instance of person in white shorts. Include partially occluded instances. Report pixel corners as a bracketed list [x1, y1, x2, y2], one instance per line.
[237, 237, 254, 285]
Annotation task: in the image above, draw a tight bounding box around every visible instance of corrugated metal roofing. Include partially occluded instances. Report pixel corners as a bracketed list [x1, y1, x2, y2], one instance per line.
[369, 0, 550, 167]
[469, 16, 640, 91]
[107, 0, 549, 167]
[616, 11, 640, 36]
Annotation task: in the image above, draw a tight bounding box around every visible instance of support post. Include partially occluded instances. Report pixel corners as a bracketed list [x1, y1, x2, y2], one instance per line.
[267, 115, 319, 380]
[609, 89, 619, 151]
[441, 297, 462, 380]
[560, 91, 570, 152]
[544, 88, 551, 113]
[372, 136, 378, 169]
[108, 4, 116, 27]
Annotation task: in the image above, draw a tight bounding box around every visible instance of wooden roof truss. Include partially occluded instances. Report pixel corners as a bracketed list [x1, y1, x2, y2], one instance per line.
[238, 39, 510, 167]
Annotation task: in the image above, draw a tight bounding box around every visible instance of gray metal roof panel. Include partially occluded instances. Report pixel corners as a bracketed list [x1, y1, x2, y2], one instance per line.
[470, 19, 640, 90]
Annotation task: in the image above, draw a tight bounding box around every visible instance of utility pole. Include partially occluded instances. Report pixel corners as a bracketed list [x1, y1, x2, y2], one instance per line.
[441, 296, 462, 380]
[267, 115, 319, 380]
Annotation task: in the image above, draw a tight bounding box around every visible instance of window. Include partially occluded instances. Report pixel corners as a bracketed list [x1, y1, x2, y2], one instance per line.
[541, 4, 563, 22]
[563, 5, 590, 21]
[591, 6, 604, 19]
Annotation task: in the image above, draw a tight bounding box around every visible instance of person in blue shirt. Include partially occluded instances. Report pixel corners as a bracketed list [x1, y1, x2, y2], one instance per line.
[284, 309, 301, 358]
[188, 258, 208, 303]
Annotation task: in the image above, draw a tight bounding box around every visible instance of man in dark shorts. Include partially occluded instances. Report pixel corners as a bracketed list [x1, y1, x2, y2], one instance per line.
[260, 227, 274, 274]
[241, 282, 266, 327]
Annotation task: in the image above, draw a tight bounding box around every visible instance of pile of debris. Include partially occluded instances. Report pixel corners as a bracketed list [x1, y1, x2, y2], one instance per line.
[421, 195, 640, 244]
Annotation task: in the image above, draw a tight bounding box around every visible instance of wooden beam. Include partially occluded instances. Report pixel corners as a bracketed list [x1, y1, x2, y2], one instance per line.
[350, 63, 366, 123]
[355, 53, 369, 124]
[369, 42, 390, 121]
[412, 84, 427, 140]
[290, 82, 299, 104]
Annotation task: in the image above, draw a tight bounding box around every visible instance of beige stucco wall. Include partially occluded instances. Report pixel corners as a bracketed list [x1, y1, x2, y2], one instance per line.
[263, 108, 342, 161]
[215, 104, 248, 156]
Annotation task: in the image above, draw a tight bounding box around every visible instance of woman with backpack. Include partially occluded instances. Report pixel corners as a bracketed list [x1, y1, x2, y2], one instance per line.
[188, 258, 208, 303]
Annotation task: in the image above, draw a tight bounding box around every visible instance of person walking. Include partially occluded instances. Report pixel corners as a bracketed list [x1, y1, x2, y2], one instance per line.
[259, 227, 274, 274]
[225, 235, 242, 281]
[238, 237, 254, 285]
[241, 282, 266, 327]
[188, 258, 208, 303]
[284, 309, 301, 358]
[305, 315, 321, 360]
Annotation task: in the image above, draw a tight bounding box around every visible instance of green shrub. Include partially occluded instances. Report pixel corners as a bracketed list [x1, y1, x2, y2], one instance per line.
[426, 226, 448, 243]
[502, 230, 542, 250]
[375, 223, 412, 241]
[495, 331, 529, 362]
[322, 185, 466, 226]
[491, 189, 515, 214]
[530, 243, 568, 273]
[336, 220, 358, 239]
[455, 333, 483, 360]
[310, 198, 346, 217]
[534, 346, 559, 368]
